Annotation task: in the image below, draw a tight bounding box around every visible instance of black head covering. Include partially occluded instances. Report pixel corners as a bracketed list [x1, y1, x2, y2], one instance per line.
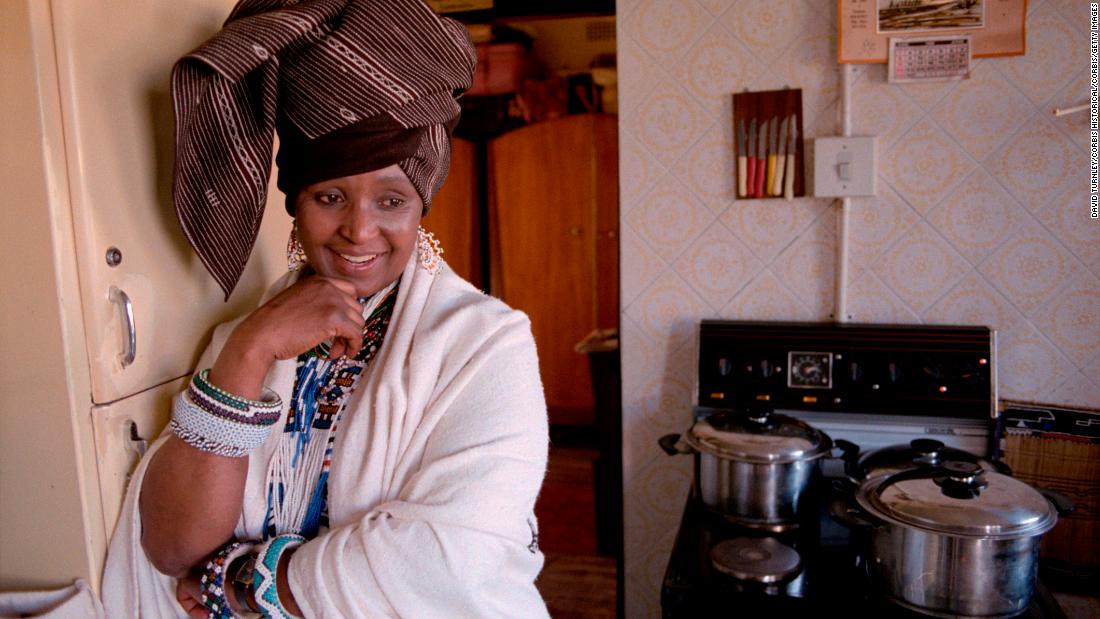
[171, 0, 476, 298]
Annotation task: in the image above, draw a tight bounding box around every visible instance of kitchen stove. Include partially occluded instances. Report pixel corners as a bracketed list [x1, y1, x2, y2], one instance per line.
[661, 321, 1068, 618]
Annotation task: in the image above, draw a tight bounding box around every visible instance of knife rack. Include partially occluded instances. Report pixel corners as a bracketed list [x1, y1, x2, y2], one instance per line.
[733, 88, 805, 201]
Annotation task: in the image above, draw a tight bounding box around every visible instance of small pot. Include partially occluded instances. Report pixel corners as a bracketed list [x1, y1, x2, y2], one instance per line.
[659, 409, 832, 530]
[847, 461, 1059, 618]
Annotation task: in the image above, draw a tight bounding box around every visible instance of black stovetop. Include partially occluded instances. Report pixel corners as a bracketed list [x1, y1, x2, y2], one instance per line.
[661, 482, 1067, 619]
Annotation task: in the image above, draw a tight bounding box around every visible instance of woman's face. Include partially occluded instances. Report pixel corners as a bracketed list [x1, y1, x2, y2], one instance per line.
[294, 165, 422, 297]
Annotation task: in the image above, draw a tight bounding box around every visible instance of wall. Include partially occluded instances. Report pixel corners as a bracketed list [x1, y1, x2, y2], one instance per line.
[616, 0, 1096, 616]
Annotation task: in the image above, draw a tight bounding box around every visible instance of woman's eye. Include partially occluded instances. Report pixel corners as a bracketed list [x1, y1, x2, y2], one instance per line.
[316, 191, 343, 205]
[380, 197, 406, 209]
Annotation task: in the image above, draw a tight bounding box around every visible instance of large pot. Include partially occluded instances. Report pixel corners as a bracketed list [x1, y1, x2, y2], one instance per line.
[659, 409, 832, 530]
[848, 461, 1058, 618]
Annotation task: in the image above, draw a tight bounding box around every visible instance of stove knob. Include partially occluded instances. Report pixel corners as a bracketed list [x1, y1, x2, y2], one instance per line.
[889, 362, 901, 383]
[718, 358, 732, 376]
[849, 362, 862, 383]
[760, 359, 773, 378]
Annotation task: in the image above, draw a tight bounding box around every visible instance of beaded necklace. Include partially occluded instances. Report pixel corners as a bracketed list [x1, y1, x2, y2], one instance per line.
[263, 281, 399, 539]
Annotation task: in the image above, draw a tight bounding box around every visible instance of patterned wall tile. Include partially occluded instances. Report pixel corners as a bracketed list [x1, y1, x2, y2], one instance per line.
[998, 3, 1085, 107]
[619, 132, 665, 210]
[673, 223, 763, 311]
[626, 0, 709, 70]
[997, 322, 1080, 403]
[1049, 370, 1100, 409]
[848, 182, 920, 265]
[987, 112, 1083, 214]
[845, 270, 920, 323]
[695, 0, 732, 17]
[624, 269, 711, 350]
[930, 63, 1034, 162]
[1034, 188, 1100, 277]
[616, 36, 662, 117]
[850, 71, 924, 150]
[926, 169, 1026, 266]
[719, 0, 817, 67]
[887, 61, 961, 111]
[621, 225, 667, 308]
[977, 219, 1085, 316]
[625, 77, 713, 168]
[924, 271, 1025, 334]
[770, 213, 837, 319]
[1045, 0, 1091, 35]
[882, 117, 975, 214]
[1030, 273, 1100, 369]
[1050, 73, 1090, 153]
[681, 22, 756, 112]
[722, 268, 816, 321]
[628, 173, 713, 263]
[621, 361, 694, 486]
[671, 121, 737, 212]
[719, 199, 829, 264]
[753, 23, 838, 132]
[873, 221, 971, 314]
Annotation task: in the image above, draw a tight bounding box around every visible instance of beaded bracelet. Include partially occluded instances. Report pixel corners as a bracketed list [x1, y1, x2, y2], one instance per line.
[170, 370, 283, 457]
[200, 541, 255, 619]
[253, 533, 306, 619]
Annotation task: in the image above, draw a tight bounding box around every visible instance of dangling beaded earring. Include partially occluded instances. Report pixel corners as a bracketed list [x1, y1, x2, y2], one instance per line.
[416, 226, 444, 275]
[287, 223, 308, 272]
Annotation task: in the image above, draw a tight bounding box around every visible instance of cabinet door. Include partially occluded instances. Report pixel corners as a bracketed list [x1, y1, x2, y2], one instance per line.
[90, 378, 184, 554]
[45, 1, 290, 404]
[491, 115, 616, 425]
[422, 138, 481, 287]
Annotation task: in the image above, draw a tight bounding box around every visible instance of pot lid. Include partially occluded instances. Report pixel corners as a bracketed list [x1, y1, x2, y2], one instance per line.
[856, 461, 1057, 538]
[855, 438, 1000, 480]
[686, 409, 831, 463]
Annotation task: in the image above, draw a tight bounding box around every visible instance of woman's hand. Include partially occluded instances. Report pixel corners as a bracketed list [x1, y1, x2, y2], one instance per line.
[210, 275, 365, 398]
[176, 573, 206, 619]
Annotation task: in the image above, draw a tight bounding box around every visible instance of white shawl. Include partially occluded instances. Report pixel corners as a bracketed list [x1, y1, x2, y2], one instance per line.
[102, 252, 551, 618]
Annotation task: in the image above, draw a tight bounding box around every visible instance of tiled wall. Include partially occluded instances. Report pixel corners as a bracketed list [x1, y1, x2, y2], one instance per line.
[616, 0, 1097, 616]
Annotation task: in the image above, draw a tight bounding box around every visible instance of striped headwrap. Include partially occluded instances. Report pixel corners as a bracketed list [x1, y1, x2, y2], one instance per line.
[171, 0, 476, 298]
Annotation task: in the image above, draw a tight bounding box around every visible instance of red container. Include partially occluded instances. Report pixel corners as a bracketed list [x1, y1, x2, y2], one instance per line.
[469, 42, 527, 96]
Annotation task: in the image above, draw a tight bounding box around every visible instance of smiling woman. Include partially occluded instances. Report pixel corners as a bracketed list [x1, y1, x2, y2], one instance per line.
[100, 1, 551, 617]
[294, 166, 423, 299]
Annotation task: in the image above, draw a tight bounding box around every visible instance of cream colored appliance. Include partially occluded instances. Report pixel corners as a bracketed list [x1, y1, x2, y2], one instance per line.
[1, 0, 290, 593]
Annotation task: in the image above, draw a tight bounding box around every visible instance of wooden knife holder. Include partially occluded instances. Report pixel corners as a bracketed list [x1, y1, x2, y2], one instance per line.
[732, 88, 805, 201]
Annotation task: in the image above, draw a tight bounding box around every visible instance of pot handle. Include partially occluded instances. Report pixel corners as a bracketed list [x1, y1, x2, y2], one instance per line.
[828, 498, 874, 530]
[1037, 488, 1075, 516]
[658, 433, 692, 456]
[834, 439, 861, 479]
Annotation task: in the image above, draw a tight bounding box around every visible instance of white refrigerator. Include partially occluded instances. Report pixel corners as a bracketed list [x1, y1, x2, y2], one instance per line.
[1, 0, 290, 592]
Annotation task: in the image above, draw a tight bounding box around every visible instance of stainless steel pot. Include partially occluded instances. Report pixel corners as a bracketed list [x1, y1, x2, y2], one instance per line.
[849, 461, 1058, 618]
[659, 409, 832, 530]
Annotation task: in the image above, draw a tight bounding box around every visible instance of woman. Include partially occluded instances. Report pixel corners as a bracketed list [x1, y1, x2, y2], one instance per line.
[101, 1, 550, 617]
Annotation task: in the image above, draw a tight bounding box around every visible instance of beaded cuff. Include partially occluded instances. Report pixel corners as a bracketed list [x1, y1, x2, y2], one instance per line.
[200, 541, 254, 619]
[254, 534, 306, 619]
[170, 371, 283, 457]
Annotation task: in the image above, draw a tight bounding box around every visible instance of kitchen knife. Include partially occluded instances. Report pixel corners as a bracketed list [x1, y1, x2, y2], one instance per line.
[765, 117, 778, 198]
[746, 118, 757, 198]
[737, 119, 747, 198]
[754, 117, 768, 198]
[773, 117, 788, 196]
[784, 115, 798, 201]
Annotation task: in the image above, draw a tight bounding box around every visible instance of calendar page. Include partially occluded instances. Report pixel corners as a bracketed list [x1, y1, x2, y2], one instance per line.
[888, 36, 971, 83]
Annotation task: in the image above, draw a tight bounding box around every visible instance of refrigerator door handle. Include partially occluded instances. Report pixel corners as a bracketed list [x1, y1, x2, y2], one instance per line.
[109, 286, 136, 368]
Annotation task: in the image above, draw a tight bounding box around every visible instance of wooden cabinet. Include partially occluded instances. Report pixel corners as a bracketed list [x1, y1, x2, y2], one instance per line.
[488, 114, 618, 426]
[422, 138, 481, 288]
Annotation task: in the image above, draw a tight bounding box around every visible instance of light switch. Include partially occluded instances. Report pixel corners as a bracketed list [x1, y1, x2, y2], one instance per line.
[812, 136, 876, 198]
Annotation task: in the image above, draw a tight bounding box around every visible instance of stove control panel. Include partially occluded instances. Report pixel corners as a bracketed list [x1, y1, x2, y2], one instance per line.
[697, 321, 994, 419]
